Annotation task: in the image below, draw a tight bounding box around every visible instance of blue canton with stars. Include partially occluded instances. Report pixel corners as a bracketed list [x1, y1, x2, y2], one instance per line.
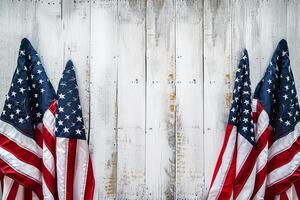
[254, 39, 300, 141]
[56, 60, 86, 140]
[229, 49, 255, 145]
[0, 38, 55, 139]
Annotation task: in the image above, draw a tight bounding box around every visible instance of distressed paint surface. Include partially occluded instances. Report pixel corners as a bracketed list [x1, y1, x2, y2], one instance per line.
[145, 0, 176, 199]
[0, 0, 299, 199]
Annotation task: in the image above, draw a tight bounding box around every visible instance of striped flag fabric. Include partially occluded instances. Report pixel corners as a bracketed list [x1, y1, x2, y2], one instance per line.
[0, 38, 56, 199]
[56, 60, 95, 200]
[207, 50, 257, 199]
[251, 39, 300, 199]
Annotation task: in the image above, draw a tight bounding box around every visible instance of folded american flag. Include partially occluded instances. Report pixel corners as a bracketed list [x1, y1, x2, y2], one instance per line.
[0, 38, 56, 199]
[251, 39, 300, 199]
[207, 50, 257, 199]
[56, 60, 95, 200]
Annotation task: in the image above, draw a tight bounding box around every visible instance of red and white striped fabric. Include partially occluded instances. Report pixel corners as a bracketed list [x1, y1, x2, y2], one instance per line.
[1, 102, 57, 200]
[42, 100, 58, 199]
[56, 138, 94, 200]
[55, 60, 95, 200]
[250, 39, 300, 199]
[0, 38, 57, 199]
[207, 50, 257, 199]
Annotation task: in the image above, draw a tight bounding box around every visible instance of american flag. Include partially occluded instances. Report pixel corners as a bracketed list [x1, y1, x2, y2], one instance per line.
[251, 39, 300, 199]
[56, 60, 94, 200]
[207, 50, 257, 199]
[0, 38, 56, 199]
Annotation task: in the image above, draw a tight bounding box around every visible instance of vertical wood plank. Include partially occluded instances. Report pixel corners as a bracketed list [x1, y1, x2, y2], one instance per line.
[90, 0, 118, 199]
[0, 0, 35, 109]
[35, 0, 63, 89]
[231, 0, 261, 89]
[175, 0, 204, 199]
[287, 0, 300, 93]
[145, 0, 176, 199]
[203, 0, 232, 195]
[61, 0, 91, 138]
[116, 0, 146, 199]
[259, 0, 287, 73]
[0, 0, 63, 107]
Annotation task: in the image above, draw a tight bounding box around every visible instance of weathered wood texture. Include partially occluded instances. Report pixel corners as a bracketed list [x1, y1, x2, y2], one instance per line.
[0, 0, 298, 199]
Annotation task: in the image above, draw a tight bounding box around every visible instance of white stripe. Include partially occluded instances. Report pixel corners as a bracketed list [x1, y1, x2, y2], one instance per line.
[42, 109, 56, 176]
[207, 126, 237, 199]
[236, 165, 256, 200]
[285, 184, 299, 200]
[43, 144, 55, 176]
[2, 177, 25, 200]
[15, 184, 24, 200]
[254, 109, 269, 174]
[0, 120, 42, 157]
[252, 178, 266, 200]
[268, 122, 300, 160]
[0, 147, 41, 183]
[253, 106, 269, 198]
[256, 109, 269, 140]
[73, 140, 90, 200]
[236, 134, 252, 173]
[42, 108, 56, 198]
[42, 177, 55, 200]
[56, 138, 68, 200]
[2, 176, 14, 200]
[235, 135, 255, 200]
[252, 99, 258, 112]
[43, 109, 56, 137]
[267, 152, 300, 187]
[32, 191, 40, 200]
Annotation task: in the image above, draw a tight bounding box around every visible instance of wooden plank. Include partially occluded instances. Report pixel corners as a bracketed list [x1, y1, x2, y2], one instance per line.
[0, 0, 63, 107]
[231, 0, 261, 89]
[175, 0, 204, 199]
[0, 0, 35, 109]
[259, 0, 287, 74]
[145, 0, 175, 199]
[35, 0, 63, 89]
[61, 0, 91, 138]
[89, 0, 118, 199]
[203, 0, 232, 195]
[287, 0, 300, 93]
[116, 0, 146, 199]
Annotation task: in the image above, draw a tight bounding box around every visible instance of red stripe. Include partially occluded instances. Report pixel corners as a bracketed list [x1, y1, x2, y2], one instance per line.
[234, 123, 270, 197]
[252, 100, 264, 123]
[294, 180, 300, 198]
[0, 160, 43, 199]
[66, 139, 77, 200]
[48, 100, 57, 115]
[6, 181, 19, 200]
[84, 157, 95, 200]
[280, 192, 289, 200]
[217, 137, 237, 200]
[42, 125, 57, 198]
[263, 134, 300, 198]
[249, 127, 271, 199]
[0, 172, 3, 191]
[265, 164, 300, 198]
[268, 136, 300, 173]
[34, 127, 43, 148]
[42, 124, 56, 157]
[23, 188, 33, 200]
[42, 100, 57, 199]
[209, 124, 234, 188]
[0, 134, 42, 171]
[250, 164, 267, 199]
[42, 162, 57, 198]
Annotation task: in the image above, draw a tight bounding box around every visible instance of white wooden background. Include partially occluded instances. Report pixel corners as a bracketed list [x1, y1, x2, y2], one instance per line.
[0, 0, 300, 199]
